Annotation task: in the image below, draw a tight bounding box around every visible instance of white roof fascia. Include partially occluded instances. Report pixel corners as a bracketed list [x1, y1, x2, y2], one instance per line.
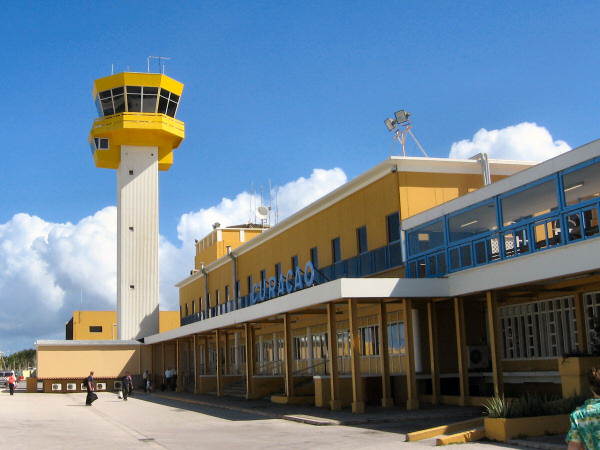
[149, 277, 448, 344]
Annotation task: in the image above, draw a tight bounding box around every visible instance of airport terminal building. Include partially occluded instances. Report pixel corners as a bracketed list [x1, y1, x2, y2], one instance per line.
[134, 138, 599, 412]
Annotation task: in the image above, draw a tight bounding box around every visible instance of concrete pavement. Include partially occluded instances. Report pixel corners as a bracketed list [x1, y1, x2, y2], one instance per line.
[0, 386, 566, 449]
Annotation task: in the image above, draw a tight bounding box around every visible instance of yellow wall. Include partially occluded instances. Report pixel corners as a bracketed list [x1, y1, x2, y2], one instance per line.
[37, 344, 141, 379]
[159, 311, 180, 333]
[70, 311, 180, 339]
[179, 168, 513, 311]
[195, 227, 266, 268]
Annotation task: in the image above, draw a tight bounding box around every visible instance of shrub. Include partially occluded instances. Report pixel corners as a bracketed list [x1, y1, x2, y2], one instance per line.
[484, 392, 587, 418]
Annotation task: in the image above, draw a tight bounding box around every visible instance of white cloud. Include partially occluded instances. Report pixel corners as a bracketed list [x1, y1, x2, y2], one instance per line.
[177, 168, 347, 244]
[0, 167, 347, 352]
[449, 122, 571, 161]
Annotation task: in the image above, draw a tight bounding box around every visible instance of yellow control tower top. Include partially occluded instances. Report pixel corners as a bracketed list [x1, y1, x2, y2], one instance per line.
[89, 72, 185, 171]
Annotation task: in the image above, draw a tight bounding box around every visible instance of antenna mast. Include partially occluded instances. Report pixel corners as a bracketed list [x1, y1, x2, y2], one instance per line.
[147, 55, 171, 74]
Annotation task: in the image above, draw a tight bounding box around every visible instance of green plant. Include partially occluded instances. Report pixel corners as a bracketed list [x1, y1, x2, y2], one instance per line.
[484, 392, 587, 418]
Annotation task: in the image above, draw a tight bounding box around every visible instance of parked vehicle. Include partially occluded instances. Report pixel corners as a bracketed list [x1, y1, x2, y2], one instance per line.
[0, 371, 13, 387]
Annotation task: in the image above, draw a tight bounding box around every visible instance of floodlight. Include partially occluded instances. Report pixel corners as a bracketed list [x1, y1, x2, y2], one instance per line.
[384, 118, 396, 131]
[394, 110, 411, 124]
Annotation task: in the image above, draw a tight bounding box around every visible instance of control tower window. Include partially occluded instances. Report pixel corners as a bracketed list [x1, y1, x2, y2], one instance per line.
[95, 85, 179, 118]
[97, 87, 125, 116]
[158, 88, 180, 118]
[126, 86, 142, 112]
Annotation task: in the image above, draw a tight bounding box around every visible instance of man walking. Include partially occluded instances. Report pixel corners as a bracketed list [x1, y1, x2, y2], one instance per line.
[165, 367, 172, 391]
[121, 371, 133, 401]
[7, 372, 16, 396]
[85, 371, 97, 406]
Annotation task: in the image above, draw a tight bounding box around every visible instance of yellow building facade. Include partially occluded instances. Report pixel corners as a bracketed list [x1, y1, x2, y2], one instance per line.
[66, 311, 180, 340]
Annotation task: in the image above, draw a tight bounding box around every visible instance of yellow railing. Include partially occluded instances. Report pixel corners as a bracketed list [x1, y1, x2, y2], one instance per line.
[91, 112, 185, 134]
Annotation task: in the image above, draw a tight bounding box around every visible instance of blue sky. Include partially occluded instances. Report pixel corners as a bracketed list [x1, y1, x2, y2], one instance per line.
[0, 1, 598, 353]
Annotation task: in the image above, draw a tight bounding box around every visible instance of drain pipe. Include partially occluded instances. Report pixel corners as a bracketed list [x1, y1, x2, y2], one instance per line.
[469, 152, 491, 186]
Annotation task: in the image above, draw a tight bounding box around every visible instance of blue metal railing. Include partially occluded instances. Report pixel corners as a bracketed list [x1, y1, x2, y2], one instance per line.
[180, 240, 404, 326]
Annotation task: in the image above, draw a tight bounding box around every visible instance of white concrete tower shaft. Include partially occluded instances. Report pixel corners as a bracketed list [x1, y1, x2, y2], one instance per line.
[117, 145, 160, 340]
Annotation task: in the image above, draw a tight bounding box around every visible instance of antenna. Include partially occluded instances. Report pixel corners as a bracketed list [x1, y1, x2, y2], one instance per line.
[148, 55, 171, 74]
[275, 185, 279, 225]
[384, 110, 428, 157]
[268, 179, 273, 226]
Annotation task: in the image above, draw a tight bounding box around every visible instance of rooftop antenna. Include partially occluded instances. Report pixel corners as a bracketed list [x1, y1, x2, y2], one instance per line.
[148, 55, 171, 74]
[384, 110, 428, 157]
[268, 179, 273, 226]
[275, 185, 279, 225]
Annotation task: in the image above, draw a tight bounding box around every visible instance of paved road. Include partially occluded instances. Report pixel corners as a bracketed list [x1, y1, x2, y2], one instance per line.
[0, 388, 559, 449]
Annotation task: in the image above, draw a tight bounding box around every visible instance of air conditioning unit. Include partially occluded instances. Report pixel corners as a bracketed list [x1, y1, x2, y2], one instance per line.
[51, 383, 62, 391]
[467, 345, 489, 369]
[66, 383, 77, 391]
[96, 382, 106, 391]
[114, 381, 122, 390]
[80, 383, 87, 391]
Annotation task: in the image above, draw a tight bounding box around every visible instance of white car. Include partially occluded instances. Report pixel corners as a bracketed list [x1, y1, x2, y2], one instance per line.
[0, 371, 13, 387]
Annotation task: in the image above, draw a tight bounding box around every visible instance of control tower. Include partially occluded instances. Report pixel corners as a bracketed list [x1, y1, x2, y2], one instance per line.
[89, 72, 185, 340]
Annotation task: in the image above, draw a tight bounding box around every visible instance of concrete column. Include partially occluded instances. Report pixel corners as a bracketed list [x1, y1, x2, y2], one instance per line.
[454, 297, 469, 405]
[486, 291, 504, 397]
[245, 323, 255, 399]
[176, 339, 182, 392]
[273, 332, 279, 375]
[193, 334, 198, 393]
[284, 313, 295, 398]
[234, 332, 240, 374]
[202, 336, 208, 375]
[326, 302, 341, 411]
[258, 335, 264, 374]
[427, 302, 441, 404]
[224, 332, 230, 376]
[378, 302, 393, 407]
[307, 326, 314, 375]
[216, 329, 223, 396]
[348, 298, 365, 413]
[161, 342, 165, 386]
[404, 298, 419, 410]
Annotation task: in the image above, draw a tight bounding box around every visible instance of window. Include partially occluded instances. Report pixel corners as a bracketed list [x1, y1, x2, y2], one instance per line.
[407, 219, 445, 255]
[192, 301, 196, 315]
[260, 270, 266, 285]
[357, 226, 368, 254]
[387, 212, 401, 243]
[448, 202, 497, 243]
[225, 285, 230, 302]
[332, 237, 341, 263]
[95, 86, 180, 118]
[359, 325, 380, 356]
[89, 326, 102, 333]
[185, 304, 189, 316]
[291, 255, 298, 271]
[387, 322, 405, 355]
[499, 296, 577, 359]
[563, 161, 600, 206]
[501, 179, 558, 226]
[310, 247, 318, 268]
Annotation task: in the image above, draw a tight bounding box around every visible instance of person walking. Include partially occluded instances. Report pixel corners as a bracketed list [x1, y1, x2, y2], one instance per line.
[142, 369, 148, 393]
[165, 367, 172, 391]
[7, 372, 16, 396]
[121, 371, 133, 401]
[145, 373, 152, 393]
[567, 365, 600, 449]
[85, 371, 97, 406]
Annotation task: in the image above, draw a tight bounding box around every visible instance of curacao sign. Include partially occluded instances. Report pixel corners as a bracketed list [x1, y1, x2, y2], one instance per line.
[250, 261, 316, 304]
